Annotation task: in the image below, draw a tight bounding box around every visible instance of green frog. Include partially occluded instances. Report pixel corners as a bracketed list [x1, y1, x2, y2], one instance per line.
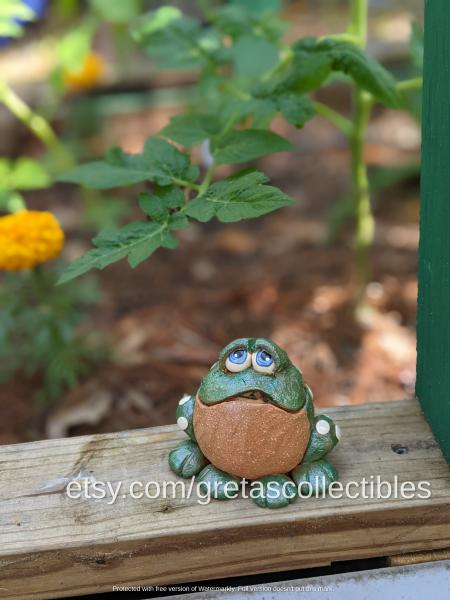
[169, 338, 340, 508]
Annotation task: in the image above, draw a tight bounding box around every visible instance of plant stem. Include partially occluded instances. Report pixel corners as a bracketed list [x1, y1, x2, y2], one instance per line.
[0, 80, 72, 171]
[397, 77, 423, 92]
[313, 101, 353, 137]
[200, 162, 215, 194]
[172, 178, 202, 192]
[351, 89, 374, 296]
[350, 0, 367, 47]
[349, 0, 374, 302]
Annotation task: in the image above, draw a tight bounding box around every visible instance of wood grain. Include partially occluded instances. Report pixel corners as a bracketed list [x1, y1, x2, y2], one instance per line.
[0, 400, 449, 599]
[417, 0, 450, 462]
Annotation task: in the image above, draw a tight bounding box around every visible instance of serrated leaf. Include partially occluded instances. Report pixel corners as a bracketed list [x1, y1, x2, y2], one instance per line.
[213, 130, 292, 164]
[161, 114, 221, 148]
[169, 213, 189, 230]
[138, 186, 185, 222]
[294, 38, 400, 108]
[58, 221, 171, 283]
[277, 93, 315, 127]
[143, 138, 200, 185]
[60, 138, 198, 190]
[186, 171, 293, 223]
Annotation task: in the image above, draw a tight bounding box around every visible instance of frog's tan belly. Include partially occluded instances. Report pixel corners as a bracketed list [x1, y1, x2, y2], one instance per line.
[193, 396, 311, 480]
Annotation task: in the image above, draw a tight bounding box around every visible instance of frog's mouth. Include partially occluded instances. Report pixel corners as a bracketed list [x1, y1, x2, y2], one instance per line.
[228, 390, 272, 404]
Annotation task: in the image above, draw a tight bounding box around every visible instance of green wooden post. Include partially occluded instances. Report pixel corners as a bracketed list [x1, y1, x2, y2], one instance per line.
[416, 0, 450, 463]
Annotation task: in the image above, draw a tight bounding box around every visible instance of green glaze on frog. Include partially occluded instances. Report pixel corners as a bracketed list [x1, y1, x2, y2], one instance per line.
[198, 338, 307, 411]
[168, 338, 341, 509]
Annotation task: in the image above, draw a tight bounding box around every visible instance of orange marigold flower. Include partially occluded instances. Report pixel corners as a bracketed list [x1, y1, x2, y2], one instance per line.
[63, 52, 105, 91]
[0, 210, 64, 271]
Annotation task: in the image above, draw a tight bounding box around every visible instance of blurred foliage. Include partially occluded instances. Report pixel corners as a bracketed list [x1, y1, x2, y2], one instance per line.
[0, 158, 51, 212]
[0, 265, 103, 402]
[0, 0, 42, 39]
[58, 0, 419, 293]
[326, 19, 423, 243]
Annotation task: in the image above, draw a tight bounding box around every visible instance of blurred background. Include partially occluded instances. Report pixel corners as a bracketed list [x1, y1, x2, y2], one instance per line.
[0, 0, 423, 444]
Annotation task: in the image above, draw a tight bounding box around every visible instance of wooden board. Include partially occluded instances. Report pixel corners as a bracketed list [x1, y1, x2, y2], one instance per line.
[0, 400, 449, 599]
[416, 0, 450, 462]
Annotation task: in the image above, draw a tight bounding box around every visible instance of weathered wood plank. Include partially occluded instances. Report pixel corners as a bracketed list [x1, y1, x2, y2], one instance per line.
[0, 400, 449, 599]
[417, 0, 450, 462]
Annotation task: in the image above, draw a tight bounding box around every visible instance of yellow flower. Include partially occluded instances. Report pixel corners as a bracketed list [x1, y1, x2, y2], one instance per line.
[63, 52, 105, 92]
[0, 211, 64, 271]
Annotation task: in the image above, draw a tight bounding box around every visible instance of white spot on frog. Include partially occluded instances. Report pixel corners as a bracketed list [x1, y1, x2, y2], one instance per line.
[335, 424, 342, 440]
[178, 394, 191, 406]
[316, 419, 330, 435]
[177, 416, 189, 431]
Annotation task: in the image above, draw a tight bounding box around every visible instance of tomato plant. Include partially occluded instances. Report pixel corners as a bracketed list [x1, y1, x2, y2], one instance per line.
[58, 0, 421, 302]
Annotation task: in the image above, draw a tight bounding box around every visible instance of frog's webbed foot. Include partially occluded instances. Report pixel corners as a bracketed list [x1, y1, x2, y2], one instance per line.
[169, 440, 209, 478]
[252, 474, 297, 509]
[291, 459, 338, 494]
[196, 465, 240, 501]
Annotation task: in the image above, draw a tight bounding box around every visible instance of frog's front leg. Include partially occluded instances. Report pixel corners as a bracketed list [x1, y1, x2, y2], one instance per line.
[251, 474, 297, 509]
[291, 414, 341, 494]
[169, 394, 209, 478]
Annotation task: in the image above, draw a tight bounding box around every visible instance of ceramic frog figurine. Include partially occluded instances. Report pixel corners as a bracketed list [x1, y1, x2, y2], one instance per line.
[169, 338, 341, 508]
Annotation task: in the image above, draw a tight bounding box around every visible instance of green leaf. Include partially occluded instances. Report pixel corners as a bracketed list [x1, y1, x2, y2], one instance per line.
[253, 53, 331, 98]
[9, 159, 51, 189]
[143, 138, 199, 185]
[58, 221, 171, 283]
[0, 0, 36, 38]
[294, 38, 401, 108]
[89, 0, 142, 23]
[132, 8, 223, 70]
[0, 20, 22, 37]
[59, 138, 198, 189]
[212, 5, 286, 44]
[230, 35, 279, 77]
[160, 114, 221, 148]
[138, 185, 185, 222]
[186, 171, 293, 223]
[0, 190, 25, 213]
[213, 129, 292, 164]
[139, 193, 168, 222]
[59, 160, 150, 189]
[229, 0, 281, 14]
[277, 93, 315, 127]
[58, 21, 95, 70]
[0, 159, 51, 191]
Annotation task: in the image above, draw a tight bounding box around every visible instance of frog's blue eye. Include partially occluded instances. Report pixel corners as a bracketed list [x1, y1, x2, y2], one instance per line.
[229, 349, 248, 364]
[252, 348, 276, 374]
[255, 349, 273, 367]
[225, 348, 251, 372]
